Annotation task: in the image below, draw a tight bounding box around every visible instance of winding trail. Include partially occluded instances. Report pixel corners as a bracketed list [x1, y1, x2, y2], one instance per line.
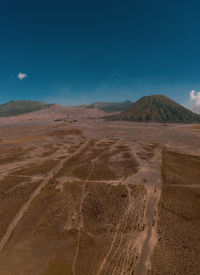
[95, 146, 162, 275]
[0, 140, 90, 253]
[96, 179, 144, 275]
[72, 146, 110, 275]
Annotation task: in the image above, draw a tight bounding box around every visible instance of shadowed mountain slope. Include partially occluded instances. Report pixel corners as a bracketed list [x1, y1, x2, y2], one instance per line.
[0, 100, 54, 117]
[88, 100, 132, 113]
[107, 95, 200, 123]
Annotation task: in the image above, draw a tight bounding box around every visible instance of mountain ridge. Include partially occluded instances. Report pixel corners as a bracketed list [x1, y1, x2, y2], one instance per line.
[87, 100, 132, 113]
[0, 100, 54, 117]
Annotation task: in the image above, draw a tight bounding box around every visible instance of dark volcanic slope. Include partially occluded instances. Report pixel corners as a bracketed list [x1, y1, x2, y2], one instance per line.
[0, 100, 54, 117]
[88, 100, 132, 113]
[108, 95, 200, 123]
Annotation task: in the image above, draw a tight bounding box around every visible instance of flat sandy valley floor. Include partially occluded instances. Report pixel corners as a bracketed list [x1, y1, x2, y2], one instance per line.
[0, 119, 199, 275]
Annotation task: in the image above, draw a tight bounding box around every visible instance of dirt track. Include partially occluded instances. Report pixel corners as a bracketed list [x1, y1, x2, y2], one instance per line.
[0, 140, 90, 253]
[134, 149, 161, 275]
[0, 121, 199, 274]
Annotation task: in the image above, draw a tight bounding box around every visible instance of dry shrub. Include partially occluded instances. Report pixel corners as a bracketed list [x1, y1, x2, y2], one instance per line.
[47, 128, 82, 137]
[12, 159, 59, 176]
[58, 140, 138, 181]
[40, 148, 59, 157]
[162, 150, 200, 185]
[150, 150, 200, 274]
[67, 144, 81, 153]
[0, 175, 29, 194]
[41, 258, 72, 275]
[150, 186, 200, 274]
[137, 143, 158, 160]
[0, 181, 40, 240]
[0, 146, 31, 164]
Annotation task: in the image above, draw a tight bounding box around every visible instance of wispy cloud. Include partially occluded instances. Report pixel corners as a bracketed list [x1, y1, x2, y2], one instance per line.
[18, 72, 27, 80]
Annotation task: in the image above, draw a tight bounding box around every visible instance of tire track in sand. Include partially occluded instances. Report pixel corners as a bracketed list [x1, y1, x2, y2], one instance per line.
[0, 140, 90, 253]
[72, 159, 95, 275]
[134, 148, 161, 275]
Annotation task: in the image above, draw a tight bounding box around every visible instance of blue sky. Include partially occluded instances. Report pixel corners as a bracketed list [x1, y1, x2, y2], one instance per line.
[1, 0, 200, 107]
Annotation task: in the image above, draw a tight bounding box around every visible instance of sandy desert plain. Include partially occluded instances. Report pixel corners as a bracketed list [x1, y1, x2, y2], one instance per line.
[0, 106, 199, 275]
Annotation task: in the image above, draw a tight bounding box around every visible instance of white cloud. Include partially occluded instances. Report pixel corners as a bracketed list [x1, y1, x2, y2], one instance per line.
[18, 72, 27, 80]
[190, 90, 200, 106]
[190, 90, 200, 114]
[190, 90, 196, 100]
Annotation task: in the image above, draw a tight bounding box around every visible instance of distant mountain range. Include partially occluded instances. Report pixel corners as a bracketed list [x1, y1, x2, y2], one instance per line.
[107, 95, 200, 123]
[0, 100, 54, 117]
[0, 96, 200, 123]
[87, 100, 132, 113]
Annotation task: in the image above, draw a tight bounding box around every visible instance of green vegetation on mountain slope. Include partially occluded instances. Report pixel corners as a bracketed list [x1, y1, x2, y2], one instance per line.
[107, 95, 200, 123]
[0, 100, 54, 117]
